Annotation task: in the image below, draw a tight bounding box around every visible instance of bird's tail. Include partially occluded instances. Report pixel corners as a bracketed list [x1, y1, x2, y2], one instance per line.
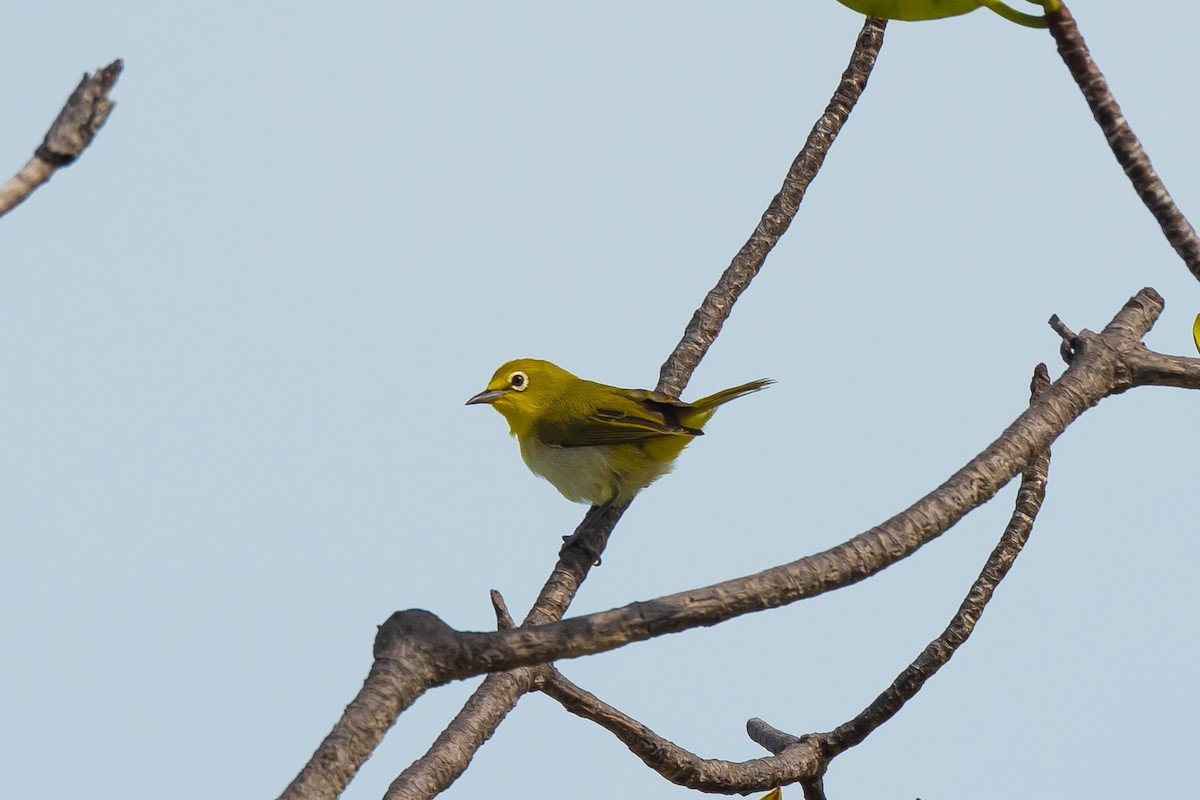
[684, 378, 773, 428]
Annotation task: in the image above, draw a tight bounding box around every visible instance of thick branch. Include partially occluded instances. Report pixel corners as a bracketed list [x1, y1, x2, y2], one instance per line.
[0, 60, 123, 218]
[384, 671, 535, 800]
[284, 550, 605, 800]
[1046, 5, 1200, 282]
[377, 524, 611, 800]
[277, 613, 457, 800]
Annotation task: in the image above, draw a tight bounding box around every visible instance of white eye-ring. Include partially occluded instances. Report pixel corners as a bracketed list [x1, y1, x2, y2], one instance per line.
[509, 371, 529, 391]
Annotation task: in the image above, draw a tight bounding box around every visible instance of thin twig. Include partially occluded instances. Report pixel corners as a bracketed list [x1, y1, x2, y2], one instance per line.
[745, 718, 801, 754]
[1046, 5, 1200, 282]
[820, 363, 1053, 753]
[1048, 313, 1079, 362]
[490, 590, 515, 630]
[657, 18, 886, 397]
[0, 60, 123, 218]
[539, 667, 813, 793]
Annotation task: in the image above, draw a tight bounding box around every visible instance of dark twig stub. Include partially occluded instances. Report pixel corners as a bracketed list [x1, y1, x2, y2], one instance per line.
[0, 60, 123, 217]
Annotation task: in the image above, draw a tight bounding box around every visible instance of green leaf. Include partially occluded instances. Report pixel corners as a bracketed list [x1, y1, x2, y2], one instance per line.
[836, 0, 982, 20]
[835, 0, 1053, 27]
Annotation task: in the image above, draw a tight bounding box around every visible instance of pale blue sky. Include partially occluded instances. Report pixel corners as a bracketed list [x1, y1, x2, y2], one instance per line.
[2, 3, 1197, 799]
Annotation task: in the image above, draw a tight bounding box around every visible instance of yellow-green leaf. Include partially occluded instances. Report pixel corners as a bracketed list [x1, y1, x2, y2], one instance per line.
[835, 0, 1053, 27]
[757, 790, 782, 800]
[836, 0, 982, 20]
[1193, 312, 1200, 355]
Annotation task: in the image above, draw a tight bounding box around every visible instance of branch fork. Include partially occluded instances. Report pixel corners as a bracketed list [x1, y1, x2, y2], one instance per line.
[288, 286, 1200, 800]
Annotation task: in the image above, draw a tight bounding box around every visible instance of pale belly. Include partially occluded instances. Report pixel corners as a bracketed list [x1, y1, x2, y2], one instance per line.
[518, 437, 673, 505]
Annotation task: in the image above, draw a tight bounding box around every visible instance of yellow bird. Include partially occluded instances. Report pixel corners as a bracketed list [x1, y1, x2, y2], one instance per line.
[467, 358, 771, 553]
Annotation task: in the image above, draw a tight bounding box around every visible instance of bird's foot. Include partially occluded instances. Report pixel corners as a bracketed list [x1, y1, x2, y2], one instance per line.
[560, 529, 602, 566]
[559, 504, 610, 566]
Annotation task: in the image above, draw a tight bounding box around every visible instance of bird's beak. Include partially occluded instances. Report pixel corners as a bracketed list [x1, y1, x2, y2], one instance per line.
[466, 389, 505, 406]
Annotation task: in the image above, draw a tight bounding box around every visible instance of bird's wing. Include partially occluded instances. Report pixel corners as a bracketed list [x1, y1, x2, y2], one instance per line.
[534, 391, 703, 448]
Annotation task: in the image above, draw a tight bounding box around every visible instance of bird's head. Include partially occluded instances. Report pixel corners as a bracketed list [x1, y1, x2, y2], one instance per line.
[466, 358, 576, 436]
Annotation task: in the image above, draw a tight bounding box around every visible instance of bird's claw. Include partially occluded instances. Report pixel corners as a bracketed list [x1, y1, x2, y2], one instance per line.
[560, 529, 602, 566]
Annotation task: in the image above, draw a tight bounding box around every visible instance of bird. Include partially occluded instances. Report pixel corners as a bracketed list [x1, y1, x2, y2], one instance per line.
[467, 358, 771, 557]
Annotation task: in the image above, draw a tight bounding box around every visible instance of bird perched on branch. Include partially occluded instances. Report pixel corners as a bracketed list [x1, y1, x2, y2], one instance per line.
[467, 358, 771, 557]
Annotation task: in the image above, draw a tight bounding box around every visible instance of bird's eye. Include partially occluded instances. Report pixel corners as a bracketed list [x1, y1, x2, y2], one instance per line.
[509, 371, 528, 391]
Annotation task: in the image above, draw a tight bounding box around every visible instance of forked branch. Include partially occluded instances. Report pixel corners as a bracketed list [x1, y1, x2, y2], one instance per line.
[517, 364, 1051, 795]
[365, 288, 1192, 682]
[284, 287, 1200, 800]
[279, 17, 887, 800]
[277, 6, 1200, 796]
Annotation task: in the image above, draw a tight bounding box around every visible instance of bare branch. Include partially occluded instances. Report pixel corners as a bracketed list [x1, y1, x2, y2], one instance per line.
[279, 296, 1196, 800]
[529, 365, 1054, 795]
[657, 17, 887, 397]
[382, 592, 533, 800]
[746, 718, 801, 754]
[380, 517, 658, 800]
[490, 589, 515, 630]
[282, 555, 604, 800]
[278, 20, 891, 800]
[539, 668, 816, 794]
[366, 289, 1181, 689]
[276, 10, 1200, 794]
[800, 777, 828, 800]
[1048, 313, 1079, 363]
[384, 671, 537, 800]
[1047, 5, 1200, 282]
[820, 363, 1053, 754]
[1125, 344, 1200, 389]
[278, 612, 454, 800]
[285, 297, 1153, 800]
[0, 60, 123, 218]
